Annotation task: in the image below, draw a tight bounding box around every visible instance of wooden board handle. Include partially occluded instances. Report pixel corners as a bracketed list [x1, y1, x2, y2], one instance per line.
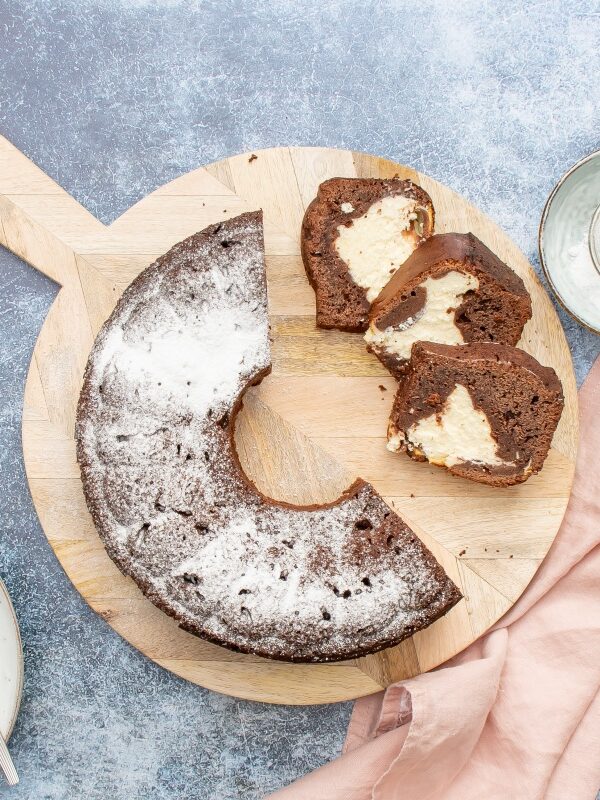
[0, 135, 106, 286]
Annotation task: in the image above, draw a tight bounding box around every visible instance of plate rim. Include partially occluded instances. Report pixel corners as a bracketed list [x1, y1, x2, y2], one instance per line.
[0, 578, 24, 740]
[538, 147, 600, 335]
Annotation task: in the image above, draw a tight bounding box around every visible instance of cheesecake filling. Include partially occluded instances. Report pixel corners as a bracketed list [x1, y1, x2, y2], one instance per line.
[335, 195, 420, 302]
[365, 271, 479, 360]
[388, 383, 513, 468]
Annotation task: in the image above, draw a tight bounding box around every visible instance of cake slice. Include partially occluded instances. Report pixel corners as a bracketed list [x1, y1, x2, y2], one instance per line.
[301, 177, 434, 332]
[387, 342, 564, 486]
[366, 233, 532, 377]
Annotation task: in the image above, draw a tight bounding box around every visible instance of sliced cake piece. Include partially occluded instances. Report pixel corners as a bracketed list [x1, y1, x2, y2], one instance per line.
[366, 233, 532, 377]
[301, 177, 434, 332]
[387, 342, 564, 487]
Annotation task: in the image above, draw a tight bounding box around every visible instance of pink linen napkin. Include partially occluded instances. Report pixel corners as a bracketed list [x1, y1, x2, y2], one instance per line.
[270, 356, 600, 800]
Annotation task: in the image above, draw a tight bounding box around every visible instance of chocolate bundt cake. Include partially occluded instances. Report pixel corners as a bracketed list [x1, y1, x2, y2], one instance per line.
[301, 178, 434, 332]
[76, 212, 461, 662]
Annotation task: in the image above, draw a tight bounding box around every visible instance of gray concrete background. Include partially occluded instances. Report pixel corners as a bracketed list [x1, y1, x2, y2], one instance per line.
[0, 1, 598, 797]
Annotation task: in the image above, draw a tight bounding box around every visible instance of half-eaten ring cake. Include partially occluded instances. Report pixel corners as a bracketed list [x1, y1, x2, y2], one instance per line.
[76, 211, 461, 662]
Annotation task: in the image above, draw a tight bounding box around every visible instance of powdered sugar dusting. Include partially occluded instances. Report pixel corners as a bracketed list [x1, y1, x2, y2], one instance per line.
[96, 303, 265, 417]
[76, 212, 460, 662]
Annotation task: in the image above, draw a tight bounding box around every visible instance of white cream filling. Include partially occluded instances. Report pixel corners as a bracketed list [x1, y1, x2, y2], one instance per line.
[365, 271, 478, 360]
[387, 432, 403, 453]
[335, 195, 419, 302]
[388, 384, 512, 468]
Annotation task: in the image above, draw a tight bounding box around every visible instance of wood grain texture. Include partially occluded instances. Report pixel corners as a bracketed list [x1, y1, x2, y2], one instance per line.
[1, 137, 577, 704]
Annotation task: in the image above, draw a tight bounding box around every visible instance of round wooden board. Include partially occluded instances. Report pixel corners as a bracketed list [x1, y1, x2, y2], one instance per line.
[1, 138, 577, 704]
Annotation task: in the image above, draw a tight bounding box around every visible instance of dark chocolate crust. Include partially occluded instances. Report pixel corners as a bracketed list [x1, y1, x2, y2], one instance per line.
[301, 178, 435, 332]
[76, 212, 461, 663]
[369, 233, 532, 377]
[388, 341, 564, 487]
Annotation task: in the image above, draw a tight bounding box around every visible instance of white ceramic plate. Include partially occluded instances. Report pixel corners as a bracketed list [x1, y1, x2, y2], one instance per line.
[539, 150, 600, 334]
[0, 579, 23, 741]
